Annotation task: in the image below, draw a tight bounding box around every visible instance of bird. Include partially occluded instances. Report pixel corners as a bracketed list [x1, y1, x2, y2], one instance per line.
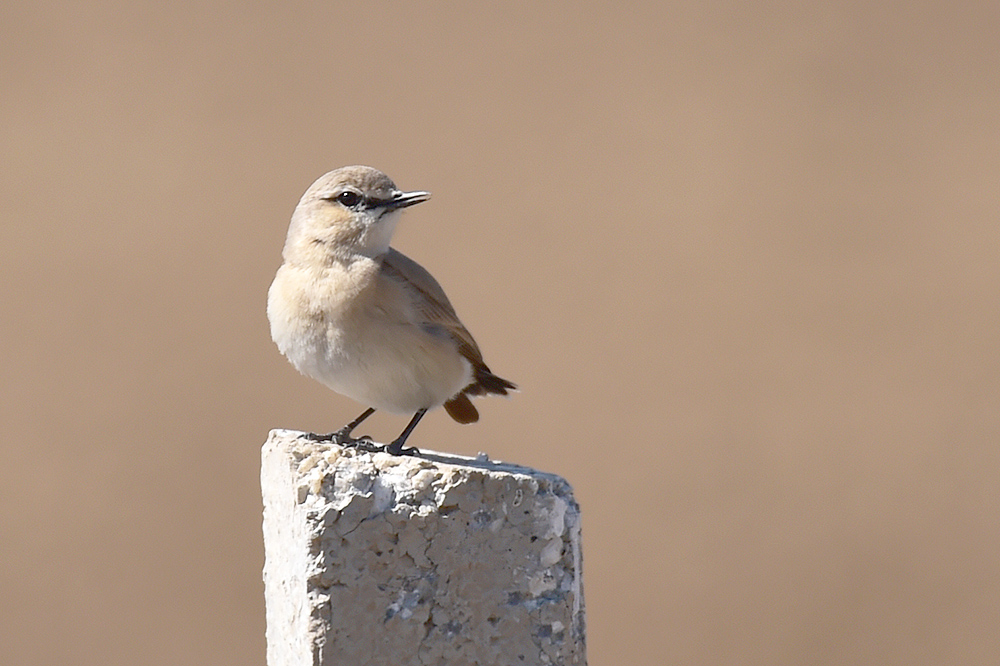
[267, 166, 515, 455]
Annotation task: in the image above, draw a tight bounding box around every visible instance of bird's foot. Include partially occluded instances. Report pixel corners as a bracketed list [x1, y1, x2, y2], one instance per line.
[385, 441, 421, 457]
[305, 429, 381, 452]
[305, 430, 419, 456]
[343, 435, 383, 453]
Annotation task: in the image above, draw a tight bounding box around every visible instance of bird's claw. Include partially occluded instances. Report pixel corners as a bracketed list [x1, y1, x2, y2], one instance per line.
[305, 431, 419, 456]
[305, 430, 379, 452]
[344, 436, 382, 453]
[386, 442, 421, 457]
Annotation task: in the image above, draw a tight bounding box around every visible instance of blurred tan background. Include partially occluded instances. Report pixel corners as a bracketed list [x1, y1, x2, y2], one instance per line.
[2, 1, 998, 664]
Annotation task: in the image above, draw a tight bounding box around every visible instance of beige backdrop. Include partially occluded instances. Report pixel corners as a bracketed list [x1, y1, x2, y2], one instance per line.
[2, 2, 998, 664]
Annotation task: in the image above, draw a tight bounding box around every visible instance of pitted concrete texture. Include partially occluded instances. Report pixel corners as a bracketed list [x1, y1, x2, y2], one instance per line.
[262, 429, 586, 666]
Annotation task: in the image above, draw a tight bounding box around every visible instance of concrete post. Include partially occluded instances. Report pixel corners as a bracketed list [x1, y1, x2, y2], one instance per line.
[261, 429, 587, 666]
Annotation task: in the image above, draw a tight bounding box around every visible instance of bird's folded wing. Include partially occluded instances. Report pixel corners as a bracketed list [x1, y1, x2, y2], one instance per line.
[382, 248, 486, 365]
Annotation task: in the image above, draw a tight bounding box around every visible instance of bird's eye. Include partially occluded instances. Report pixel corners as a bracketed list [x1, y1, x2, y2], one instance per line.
[336, 191, 362, 207]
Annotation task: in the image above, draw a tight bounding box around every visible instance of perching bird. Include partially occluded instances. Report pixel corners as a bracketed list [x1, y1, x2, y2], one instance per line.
[267, 166, 515, 455]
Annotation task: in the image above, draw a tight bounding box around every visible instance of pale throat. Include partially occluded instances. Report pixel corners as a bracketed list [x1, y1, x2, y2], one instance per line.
[357, 212, 401, 257]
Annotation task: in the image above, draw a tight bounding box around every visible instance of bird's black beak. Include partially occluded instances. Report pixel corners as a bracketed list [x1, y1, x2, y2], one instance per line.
[381, 190, 431, 211]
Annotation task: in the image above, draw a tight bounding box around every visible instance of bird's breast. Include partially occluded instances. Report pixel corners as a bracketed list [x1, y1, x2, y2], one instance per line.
[267, 260, 471, 413]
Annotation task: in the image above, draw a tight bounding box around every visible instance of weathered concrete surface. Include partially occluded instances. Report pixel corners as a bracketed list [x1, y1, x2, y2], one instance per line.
[261, 429, 586, 666]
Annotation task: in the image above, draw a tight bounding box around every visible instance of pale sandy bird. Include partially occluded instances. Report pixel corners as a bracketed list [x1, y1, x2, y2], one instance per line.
[267, 166, 515, 454]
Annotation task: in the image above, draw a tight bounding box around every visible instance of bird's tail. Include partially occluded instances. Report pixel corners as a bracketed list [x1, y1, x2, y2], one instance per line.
[444, 365, 516, 424]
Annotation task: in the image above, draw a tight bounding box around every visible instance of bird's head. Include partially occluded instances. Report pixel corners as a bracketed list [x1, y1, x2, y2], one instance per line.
[283, 165, 430, 263]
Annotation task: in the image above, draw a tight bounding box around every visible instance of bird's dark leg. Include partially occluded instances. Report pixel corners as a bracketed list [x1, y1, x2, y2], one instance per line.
[307, 407, 377, 448]
[338, 407, 377, 441]
[386, 409, 427, 456]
